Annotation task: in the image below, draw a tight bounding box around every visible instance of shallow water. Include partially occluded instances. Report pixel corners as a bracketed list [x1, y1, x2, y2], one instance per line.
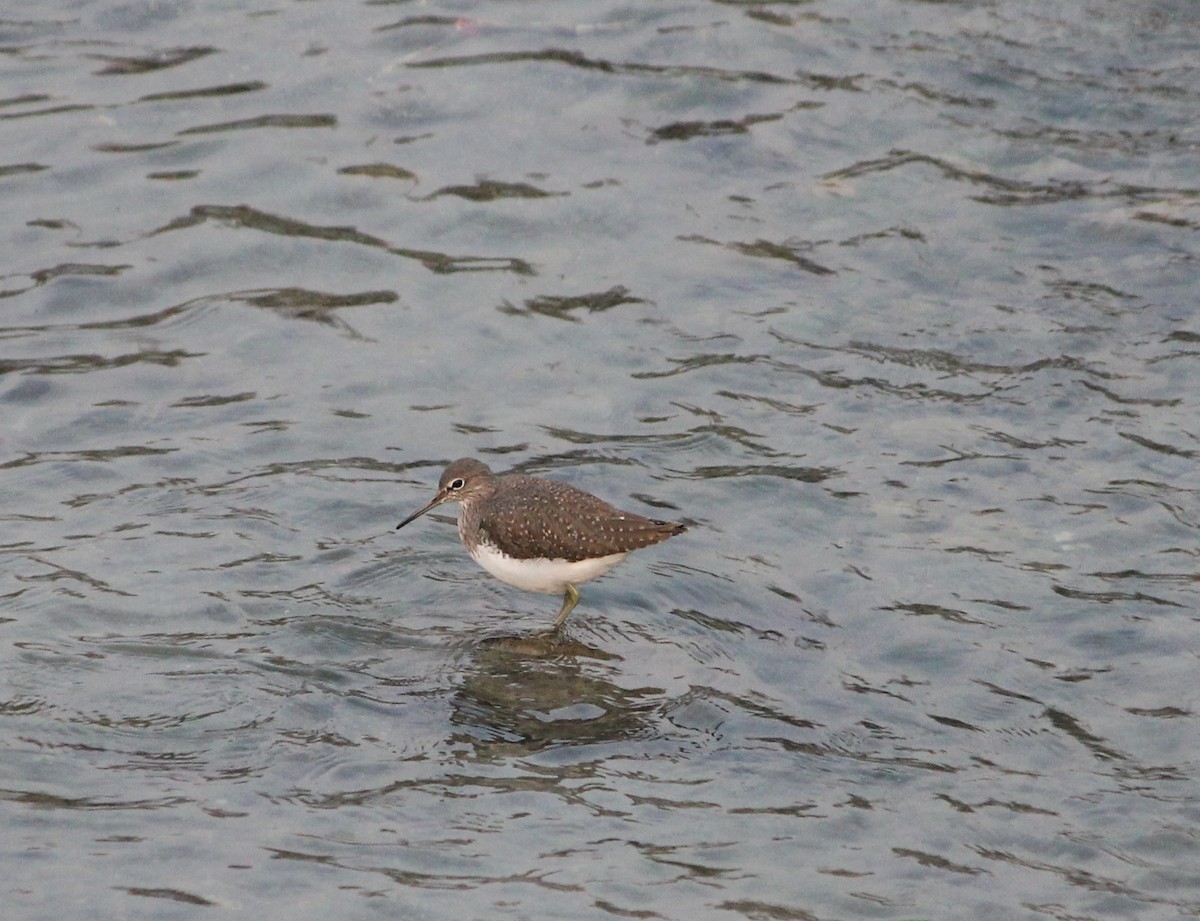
[3, 1, 1199, 919]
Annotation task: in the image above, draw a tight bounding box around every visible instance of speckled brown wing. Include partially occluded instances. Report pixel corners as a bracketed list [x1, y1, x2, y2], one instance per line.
[472, 474, 686, 562]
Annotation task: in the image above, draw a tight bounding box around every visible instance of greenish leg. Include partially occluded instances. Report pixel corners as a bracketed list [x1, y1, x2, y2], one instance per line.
[553, 584, 580, 629]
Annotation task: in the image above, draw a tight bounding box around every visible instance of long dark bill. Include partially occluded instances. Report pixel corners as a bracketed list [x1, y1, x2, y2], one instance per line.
[396, 495, 444, 530]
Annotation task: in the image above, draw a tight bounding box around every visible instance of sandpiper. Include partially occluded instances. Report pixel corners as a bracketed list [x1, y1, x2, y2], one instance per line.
[396, 458, 686, 628]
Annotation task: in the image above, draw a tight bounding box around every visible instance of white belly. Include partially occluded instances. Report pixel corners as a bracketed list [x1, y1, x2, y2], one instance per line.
[468, 542, 630, 594]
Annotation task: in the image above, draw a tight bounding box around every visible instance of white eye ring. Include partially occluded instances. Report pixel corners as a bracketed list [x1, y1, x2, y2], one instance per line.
[449, 478, 466, 490]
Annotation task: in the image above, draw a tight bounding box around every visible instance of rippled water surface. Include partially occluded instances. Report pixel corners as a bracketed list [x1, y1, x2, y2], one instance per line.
[3, 1, 1199, 919]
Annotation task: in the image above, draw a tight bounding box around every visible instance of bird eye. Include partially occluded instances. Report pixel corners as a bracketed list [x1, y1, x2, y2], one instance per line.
[449, 477, 466, 490]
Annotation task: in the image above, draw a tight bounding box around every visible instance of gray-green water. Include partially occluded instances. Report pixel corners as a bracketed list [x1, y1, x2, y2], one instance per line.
[3, 2, 1199, 919]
